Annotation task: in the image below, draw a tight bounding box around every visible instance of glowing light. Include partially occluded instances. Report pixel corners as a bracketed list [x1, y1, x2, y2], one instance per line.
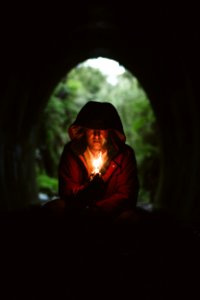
[92, 152, 102, 174]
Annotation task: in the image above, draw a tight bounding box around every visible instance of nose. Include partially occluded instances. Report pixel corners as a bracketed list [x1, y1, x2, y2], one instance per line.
[93, 130, 101, 137]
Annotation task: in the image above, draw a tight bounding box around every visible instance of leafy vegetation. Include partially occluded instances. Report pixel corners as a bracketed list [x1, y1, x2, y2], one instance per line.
[37, 173, 58, 196]
[36, 59, 160, 204]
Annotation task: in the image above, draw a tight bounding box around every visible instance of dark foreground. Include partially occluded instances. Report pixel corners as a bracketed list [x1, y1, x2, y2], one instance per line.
[0, 205, 200, 299]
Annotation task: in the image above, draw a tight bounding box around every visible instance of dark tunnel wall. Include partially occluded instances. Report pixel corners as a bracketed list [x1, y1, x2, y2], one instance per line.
[0, 2, 200, 222]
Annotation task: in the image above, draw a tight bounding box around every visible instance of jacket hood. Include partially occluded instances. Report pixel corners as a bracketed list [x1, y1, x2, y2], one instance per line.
[68, 101, 126, 142]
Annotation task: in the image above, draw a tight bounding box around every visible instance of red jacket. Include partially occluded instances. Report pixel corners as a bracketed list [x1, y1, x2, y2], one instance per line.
[58, 142, 139, 214]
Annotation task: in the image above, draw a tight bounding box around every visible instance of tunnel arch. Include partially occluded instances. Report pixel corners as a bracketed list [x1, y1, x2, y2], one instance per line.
[38, 55, 160, 206]
[36, 41, 196, 222]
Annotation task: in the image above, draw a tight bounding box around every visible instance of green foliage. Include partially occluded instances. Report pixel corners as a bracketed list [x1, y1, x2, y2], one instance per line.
[36, 60, 160, 204]
[37, 173, 58, 196]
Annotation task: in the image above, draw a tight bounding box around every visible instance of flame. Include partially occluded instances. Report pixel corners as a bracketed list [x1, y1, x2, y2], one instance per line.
[92, 152, 102, 174]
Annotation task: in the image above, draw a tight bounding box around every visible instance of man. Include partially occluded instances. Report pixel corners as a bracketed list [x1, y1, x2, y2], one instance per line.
[58, 101, 139, 218]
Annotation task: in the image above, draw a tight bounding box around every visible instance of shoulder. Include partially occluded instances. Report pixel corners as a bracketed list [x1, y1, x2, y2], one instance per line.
[63, 142, 72, 151]
[60, 142, 76, 160]
[62, 142, 72, 154]
[118, 144, 137, 166]
[112, 144, 135, 164]
[122, 144, 136, 156]
[59, 142, 81, 170]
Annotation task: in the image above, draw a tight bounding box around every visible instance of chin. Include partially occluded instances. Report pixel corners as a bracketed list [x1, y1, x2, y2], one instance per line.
[92, 143, 101, 148]
[93, 147, 102, 151]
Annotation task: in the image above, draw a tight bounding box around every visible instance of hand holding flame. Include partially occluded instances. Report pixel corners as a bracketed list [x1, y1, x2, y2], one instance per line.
[82, 151, 105, 207]
[90, 152, 103, 181]
[92, 152, 102, 174]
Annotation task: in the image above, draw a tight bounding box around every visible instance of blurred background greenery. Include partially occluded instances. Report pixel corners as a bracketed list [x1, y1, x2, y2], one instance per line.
[36, 58, 160, 206]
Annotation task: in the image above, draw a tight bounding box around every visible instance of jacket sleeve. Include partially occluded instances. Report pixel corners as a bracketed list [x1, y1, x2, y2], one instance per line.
[58, 145, 86, 200]
[58, 145, 106, 208]
[96, 147, 139, 213]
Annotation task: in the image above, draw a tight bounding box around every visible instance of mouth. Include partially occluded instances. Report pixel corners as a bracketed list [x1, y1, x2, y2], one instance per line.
[93, 140, 101, 143]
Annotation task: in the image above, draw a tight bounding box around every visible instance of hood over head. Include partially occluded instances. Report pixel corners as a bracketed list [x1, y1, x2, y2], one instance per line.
[68, 101, 126, 143]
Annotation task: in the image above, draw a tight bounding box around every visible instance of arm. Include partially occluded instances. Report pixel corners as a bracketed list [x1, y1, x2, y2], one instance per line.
[96, 147, 139, 213]
[58, 144, 103, 208]
[58, 145, 87, 200]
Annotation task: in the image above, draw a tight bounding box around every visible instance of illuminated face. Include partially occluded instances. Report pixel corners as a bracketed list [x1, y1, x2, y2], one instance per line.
[86, 128, 108, 152]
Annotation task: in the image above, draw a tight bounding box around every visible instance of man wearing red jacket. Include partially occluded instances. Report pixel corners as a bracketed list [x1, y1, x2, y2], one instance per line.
[58, 101, 139, 218]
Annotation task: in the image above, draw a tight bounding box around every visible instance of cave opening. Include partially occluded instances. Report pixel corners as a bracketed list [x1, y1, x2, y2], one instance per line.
[36, 56, 161, 211]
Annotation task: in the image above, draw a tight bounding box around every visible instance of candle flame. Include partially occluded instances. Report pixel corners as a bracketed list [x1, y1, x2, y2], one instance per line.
[92, 152, 102, 174]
